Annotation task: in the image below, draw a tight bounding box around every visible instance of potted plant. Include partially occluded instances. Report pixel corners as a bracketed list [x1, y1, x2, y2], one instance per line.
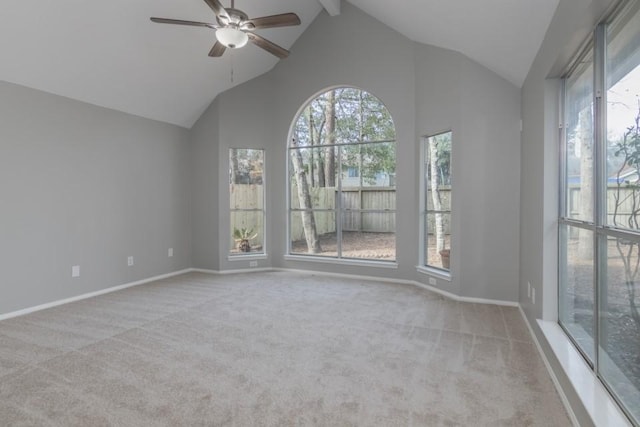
[233, 227, 258, 252]
[439, 249, 450, 269]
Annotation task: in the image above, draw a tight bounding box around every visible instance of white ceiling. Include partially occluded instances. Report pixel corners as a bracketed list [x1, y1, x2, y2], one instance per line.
[0, 0, 559, 128]
[349, 0, 560, 88]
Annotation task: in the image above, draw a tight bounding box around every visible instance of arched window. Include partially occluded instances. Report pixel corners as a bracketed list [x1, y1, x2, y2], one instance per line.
[287, 87, 396, 262]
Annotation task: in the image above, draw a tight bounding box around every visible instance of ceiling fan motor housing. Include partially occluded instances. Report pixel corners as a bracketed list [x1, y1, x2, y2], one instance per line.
[217, 8, 249, 27]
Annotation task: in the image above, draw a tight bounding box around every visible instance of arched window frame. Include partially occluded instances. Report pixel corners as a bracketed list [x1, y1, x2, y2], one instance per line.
[285, 86, 398, 266]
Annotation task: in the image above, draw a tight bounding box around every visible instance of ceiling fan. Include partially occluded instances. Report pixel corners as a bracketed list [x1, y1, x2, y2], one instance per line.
[150, 0, 301, 59]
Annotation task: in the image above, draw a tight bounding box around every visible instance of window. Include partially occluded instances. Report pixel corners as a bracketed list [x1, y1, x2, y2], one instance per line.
[288, 87, 396, 262]
[229, 148, 265, 255]
[559, 1, 640, 423]
[422, 131, 452, 272]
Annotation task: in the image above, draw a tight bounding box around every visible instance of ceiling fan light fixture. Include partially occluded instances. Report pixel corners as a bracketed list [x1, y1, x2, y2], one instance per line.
[216, 27, 248, 49]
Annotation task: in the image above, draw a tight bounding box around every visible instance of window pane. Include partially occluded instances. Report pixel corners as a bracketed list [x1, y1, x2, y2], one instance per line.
[229, 149, 265, 256]
[425, 212, 451, 270]
[230, 184, 263, 210]
[559, 224, 595, 362]
[340, 212, 395, 261]
[341, 143, 396, 188]
[289, 147, 338, 210]
[230, 148, 263, 183]
[290, 211, 336, 256]
[600, 234, 640, 423]
[289, 87, 396, 262]
[230, 211, 263, 254]
[605, 2, 640, 231]
[424, 131, 452, 270]
[230, 149, 264, 210]
[564, 55, 594, 222]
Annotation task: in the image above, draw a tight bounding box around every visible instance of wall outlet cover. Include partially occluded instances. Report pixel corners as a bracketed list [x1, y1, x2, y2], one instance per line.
[249, 261, 258, 268]
[127, 256, 134, 266]
[429, 277, 437, 285]
[71, 265, 80, 278]
[168, 248, 173, 257]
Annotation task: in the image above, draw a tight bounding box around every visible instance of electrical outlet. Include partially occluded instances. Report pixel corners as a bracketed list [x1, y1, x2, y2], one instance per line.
[71, 265, 80, 278]
[127, 256, 134, 266]
[527, 281, 531, 298]
[429, 277, 436, 285]
[168, 248, 173, 257]
[249, 261, 258, 268]
[532, 287, 536, 305]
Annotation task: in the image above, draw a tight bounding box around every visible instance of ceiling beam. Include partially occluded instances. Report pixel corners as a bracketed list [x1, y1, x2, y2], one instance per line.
[318, 0, 340, 16]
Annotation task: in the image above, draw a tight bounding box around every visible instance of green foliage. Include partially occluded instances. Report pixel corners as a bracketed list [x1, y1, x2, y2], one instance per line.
[428, 132, 452, 186]
[291, 87, 396, 186]
[614, 110, 640, 170]
[230, 149, 264, 185]
[233, 227, 258, 241]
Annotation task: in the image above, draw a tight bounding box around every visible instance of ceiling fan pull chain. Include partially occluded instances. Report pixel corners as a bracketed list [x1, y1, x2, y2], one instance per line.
[230, 50, 234, 83]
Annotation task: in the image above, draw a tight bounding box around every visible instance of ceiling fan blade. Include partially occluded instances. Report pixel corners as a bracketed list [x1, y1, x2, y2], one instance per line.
[247, 33, 289, 59]
[209, 41, 227, 57]
[203, 0, 230, 21]
[150, 17, 216, 28]
[243, 13, 301, 30]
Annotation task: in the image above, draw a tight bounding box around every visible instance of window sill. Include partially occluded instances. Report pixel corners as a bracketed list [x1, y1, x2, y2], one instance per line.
[227, 254, 268, 261]
[283, 254, 398, 269]
[537, 320, 631, 426]
[416, 265, 452, 281]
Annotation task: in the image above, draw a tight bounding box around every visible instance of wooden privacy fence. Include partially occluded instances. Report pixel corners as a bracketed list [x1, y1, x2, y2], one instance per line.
[289, 186, 336, 241]
[568, 186, 640, 227]
[289, 185, 396, 238]
[229, 184, 265, 250]
[231, 185, 400, 243]
[231, 185, 456, 244]
[341, 187, 396, 232]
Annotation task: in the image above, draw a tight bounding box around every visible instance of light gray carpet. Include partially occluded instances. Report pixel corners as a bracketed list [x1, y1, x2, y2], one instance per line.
[0, 271, 570, 426]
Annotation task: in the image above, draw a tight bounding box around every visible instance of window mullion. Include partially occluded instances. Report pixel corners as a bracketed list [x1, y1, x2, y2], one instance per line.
[593, 22, 607, 375]
[559, 78, 568, 220]
[337, 147, 342, 258]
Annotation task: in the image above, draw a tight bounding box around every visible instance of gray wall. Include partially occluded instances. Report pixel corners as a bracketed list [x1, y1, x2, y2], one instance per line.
[519, 0, 616, 424]
[0, 81, 192, 315]
[190, 98, 221, 271]
[191, 3, 522, 302]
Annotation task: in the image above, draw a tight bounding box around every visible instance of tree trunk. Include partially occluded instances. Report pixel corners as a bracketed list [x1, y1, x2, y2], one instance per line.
[578, 106, 594, 259]
[230, 150, 241, 184]
[317, 155, 325, 188]
[429, 138, 445, 254]
[290, 141, 321, 253]
[325, 91, 336, 187]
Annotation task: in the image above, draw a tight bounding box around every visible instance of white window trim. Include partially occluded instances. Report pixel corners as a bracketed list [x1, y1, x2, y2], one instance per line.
[229, 148, 267, 257]
[416, 265, 452, 281]
[227, 254, 268, 262]
[538, 320, 631, 427]
[285, 87, 397, 263]
[284, 254, 398, 269]
[419, 130, 453, 273]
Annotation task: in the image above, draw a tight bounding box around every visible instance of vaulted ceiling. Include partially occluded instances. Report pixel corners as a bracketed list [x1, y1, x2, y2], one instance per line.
[0, 0, 559, 128]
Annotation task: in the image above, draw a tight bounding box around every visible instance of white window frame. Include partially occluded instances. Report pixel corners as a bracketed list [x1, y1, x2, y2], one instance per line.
[418, 130, 453, 280]
[285, 86, 397, 265]
[228, 148, 266, 258]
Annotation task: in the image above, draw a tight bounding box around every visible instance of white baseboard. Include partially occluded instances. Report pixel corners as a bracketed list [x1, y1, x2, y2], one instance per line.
[272, 267, 415, 285]
[517, 306, 579, 427]
[0, 266, 517, 322]
[412, 280, 519, 307]
[191, 267, 519, 307]
[0, 269, 192, 321]
[190, 267, 274, 275]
